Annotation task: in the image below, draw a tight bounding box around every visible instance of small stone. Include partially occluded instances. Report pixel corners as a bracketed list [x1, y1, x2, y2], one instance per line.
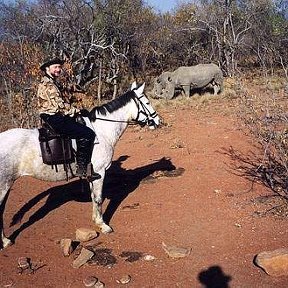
[162, 242, 191, 258]
[18, 257, 29, 269]
[214, 189, 221, 194]
[116, 275, 131, 284]
[255, 248, 288, 276]
[143, 254, 156, 261]
[94, 281, 105, 287]
[60, 238, 73, 257]
[75, 228, 98, 242]
[72, 247, 94, 268]
[83, 276, 98, 287]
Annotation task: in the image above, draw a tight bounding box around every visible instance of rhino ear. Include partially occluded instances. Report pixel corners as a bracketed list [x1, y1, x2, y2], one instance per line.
[131, 81, 137, 90]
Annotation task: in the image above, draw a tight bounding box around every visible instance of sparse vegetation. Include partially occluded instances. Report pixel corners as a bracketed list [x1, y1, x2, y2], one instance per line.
[236, 76, 288, 199]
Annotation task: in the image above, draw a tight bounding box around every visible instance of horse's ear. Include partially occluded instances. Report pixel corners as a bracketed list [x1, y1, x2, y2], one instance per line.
[131, 81, 137, 91]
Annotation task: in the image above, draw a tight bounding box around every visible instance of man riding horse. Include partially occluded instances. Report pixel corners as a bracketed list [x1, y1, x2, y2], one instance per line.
[37, 56, 101, 181]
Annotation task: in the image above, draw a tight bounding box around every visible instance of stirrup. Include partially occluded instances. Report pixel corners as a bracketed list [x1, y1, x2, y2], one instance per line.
[86, 163, 101, 182]
[75, 163, 101, 181]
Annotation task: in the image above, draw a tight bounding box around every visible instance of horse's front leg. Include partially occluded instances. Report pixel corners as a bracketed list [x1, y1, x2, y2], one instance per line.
[90, 177, 113, 234]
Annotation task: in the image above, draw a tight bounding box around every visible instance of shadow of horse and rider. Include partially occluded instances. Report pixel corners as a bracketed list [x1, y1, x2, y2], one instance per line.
[8, 156, 176, 243]
[8, 155, 236, 287]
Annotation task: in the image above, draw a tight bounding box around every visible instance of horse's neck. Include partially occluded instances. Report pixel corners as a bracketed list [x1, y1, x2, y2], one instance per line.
[91, 105, 134, 145]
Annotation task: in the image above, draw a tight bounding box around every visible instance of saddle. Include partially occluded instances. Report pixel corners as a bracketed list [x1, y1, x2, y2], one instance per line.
[38, 123, 74, 167]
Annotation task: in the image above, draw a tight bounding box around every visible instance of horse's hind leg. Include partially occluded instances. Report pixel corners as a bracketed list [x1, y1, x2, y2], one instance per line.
[90, 179, 113, 234]
[0, 186, 12, 249]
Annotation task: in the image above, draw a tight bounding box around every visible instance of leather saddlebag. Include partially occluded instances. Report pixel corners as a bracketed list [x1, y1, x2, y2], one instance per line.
[39, 128, 74, 165]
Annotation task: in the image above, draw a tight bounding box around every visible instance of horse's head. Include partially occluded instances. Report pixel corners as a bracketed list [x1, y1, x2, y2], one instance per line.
[132, 82, 160, 129]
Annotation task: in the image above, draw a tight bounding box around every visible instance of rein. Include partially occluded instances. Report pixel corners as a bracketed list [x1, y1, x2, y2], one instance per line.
[93, 117, 138, 125]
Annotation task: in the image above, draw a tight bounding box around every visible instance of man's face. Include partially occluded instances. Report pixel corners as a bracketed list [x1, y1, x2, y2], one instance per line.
[46, 64, 62, 78]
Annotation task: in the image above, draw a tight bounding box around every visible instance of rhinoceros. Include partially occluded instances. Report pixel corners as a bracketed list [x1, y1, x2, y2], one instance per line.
[153, 63, 223, 99]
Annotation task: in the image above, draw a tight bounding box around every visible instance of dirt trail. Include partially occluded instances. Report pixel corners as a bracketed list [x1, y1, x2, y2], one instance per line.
[0, 100, 287, 288]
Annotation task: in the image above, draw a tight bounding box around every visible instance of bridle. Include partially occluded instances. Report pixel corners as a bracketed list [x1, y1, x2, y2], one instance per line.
[131, 94, 159, 128]
[94, 92, 159, 128]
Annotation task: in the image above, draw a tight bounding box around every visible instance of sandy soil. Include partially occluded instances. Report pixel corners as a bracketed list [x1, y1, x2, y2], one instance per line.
[0, 97, 288, 288]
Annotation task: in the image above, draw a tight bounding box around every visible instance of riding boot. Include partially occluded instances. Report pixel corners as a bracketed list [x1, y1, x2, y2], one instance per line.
[75, 138, 101, 181]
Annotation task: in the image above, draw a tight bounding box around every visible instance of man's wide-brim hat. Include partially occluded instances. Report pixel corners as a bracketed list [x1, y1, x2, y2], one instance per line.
[40, 57, 65, 71]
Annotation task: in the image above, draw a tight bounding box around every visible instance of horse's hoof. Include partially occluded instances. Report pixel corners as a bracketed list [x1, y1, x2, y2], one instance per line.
[101, 225, 113, 234]
[1, 238, 13, 250]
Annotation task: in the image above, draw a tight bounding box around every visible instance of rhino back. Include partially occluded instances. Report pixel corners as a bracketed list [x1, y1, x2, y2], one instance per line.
[173, 64, 222, 87]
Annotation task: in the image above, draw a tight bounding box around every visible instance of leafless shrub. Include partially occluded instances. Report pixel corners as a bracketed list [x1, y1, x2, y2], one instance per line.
[237, 77, 288, 197]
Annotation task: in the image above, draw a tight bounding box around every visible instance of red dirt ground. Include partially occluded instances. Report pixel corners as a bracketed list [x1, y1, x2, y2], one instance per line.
[0, 97, 288, 288]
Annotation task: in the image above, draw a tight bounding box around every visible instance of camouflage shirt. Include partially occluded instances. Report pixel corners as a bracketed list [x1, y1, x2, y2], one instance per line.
[37, 75, 79, 116]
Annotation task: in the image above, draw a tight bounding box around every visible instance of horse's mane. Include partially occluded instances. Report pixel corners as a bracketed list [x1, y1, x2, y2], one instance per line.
[90, 91, 136, 121]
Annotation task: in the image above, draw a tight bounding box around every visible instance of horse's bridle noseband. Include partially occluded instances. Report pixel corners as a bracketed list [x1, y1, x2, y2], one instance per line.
[132, 94, 159, 128]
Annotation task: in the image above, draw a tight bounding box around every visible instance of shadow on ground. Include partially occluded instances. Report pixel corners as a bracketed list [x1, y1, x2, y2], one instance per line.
[8, 156, 176, 243]
[198, 265, 232, 288]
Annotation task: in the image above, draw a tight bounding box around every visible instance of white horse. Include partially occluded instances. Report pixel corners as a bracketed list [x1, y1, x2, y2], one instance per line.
[0, 83, 160, 249]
